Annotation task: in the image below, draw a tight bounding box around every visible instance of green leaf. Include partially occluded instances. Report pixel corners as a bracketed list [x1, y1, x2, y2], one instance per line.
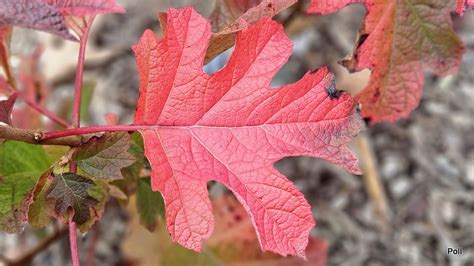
[73, 132, 136, 180]
[27, 169, 54, 229]
[136, 178, 164, 231]
[0, 171, 39, 232]
[0, 141, 51, 176]
[46, 172, 99, 224]
[160, 245, 219, 266]
[156, 220, 220, 266]
[121, 132, 145, 180]
[28, 181, 53, 228]
[0, 141, 57, 232]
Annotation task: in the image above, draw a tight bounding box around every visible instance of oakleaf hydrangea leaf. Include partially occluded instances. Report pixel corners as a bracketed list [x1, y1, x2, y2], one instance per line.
[133, 7, 362, 257]
[308, 0, 465, 123]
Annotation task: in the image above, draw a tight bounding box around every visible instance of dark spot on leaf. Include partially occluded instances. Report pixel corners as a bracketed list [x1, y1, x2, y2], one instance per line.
[326, 80, 342, 100]
[373, 88, 381, 99]
[357, 34, 369, 48]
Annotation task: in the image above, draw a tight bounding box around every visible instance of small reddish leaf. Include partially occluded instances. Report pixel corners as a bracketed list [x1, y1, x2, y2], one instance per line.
[209, 194, 328, 265]
[13, 46, 49, 129]
[73, 132, 136, 180]
[104, 112, 119, 125]
[133, 7, 362, 257]
[457, 0, 474, 15]
[308, 0, 465, 123]
[0, 92, 16, 125]
[307, 0, 360, 15]
[0, 25, 12, 87]
[46, 172, 98, 224]
[46, 0, 126, 16]
[0, 0, 76, 40]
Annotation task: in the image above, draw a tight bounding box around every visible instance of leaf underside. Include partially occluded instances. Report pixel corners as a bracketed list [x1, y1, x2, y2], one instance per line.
[308, 0, 464, 123]
[133, 7, 363, 257]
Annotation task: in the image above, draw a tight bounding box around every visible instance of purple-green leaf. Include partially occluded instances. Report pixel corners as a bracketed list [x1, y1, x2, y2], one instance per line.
[46, 172, 98, 224]
[0, 0, 76, 41]
[73, 132, 136, 181]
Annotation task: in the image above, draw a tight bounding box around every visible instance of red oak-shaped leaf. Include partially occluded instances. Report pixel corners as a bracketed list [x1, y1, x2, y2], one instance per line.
[308, 0, 464, 123]
[46, 0, 126, 16]
[0, 91, 17, 125]
[457, 0, 474, 15]
[133, 7, 362, 257]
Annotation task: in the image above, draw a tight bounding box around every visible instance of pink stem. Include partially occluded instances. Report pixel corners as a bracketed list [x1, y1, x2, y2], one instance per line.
[19, 94, 70, 127]
[68, 209, 80, 266]
[42, 124, 146, 140]
[72, 17, 94, 128]
[3, 80, 70, 127]
[68, 17, 95, 266]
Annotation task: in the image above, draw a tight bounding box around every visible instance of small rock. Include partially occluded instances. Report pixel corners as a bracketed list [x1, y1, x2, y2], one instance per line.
[381, 154, 404, 180]
[390, 178, 412, 198]
[465, 161, 474, 187]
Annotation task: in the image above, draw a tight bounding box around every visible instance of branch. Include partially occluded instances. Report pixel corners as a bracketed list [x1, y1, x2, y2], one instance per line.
[42, 124, 144, 140]
[0, 125, 81, 146]
[355, 133, 392, 228]
[0, 227, 68, 266]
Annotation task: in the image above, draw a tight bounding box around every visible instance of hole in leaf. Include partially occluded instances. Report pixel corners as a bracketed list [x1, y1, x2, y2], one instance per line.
[203, 48, 233, 75]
